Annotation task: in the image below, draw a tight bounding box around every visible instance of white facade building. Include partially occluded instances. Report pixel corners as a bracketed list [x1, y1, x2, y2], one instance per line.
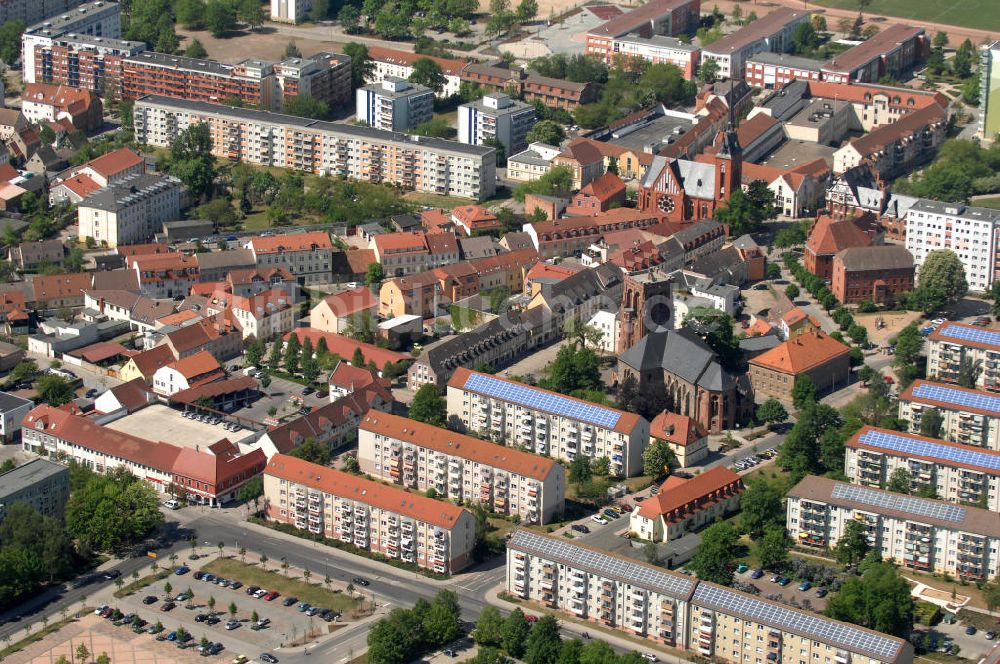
[21, 0, 123, 85]
[355, 78, 434, 132]
[76, 173, 183, 247]
[507, 142, 560, 183]
[926, 322, 1000, 392]
[458, 94, 536, 155]
[269, 0, 308, 23]
[898, 379, 1000, 450]
[586, 310, 619, 354]
[904, 199, 1000, 293]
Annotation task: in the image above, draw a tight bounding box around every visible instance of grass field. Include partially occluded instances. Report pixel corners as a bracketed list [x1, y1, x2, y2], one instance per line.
[807, 0, 1000, 32]
[975, 197, 1000, 209]
[201, 558, 361, 614]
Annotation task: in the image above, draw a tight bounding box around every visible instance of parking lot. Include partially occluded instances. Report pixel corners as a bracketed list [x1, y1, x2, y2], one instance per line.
[232, 375, 332, 424]
[731, 568, 830, 613]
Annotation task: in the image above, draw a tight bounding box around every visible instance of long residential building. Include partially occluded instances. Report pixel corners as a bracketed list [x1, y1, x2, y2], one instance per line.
[904, 201, 1000, 294]
[700, 8, 809, 80]
[821, 24, 927, 84]
[134, 96, 497, 200]
[584, 0, 702, 63]
[5, 0, 91, 31]
[365, 46, 468, 99]
[27, 34, 144, 92]
[247, 231, 334, 285]
[357, 411, 565, 525]
[446, 367, 649, 477]
[846, 426, 1000, 511]
[0, 457, 69, 520]
[264, 453, 476, 574]
[788, 475, 1000, 580]
[898, 379, 1000, 450]
[608, 35, 700, 78]
[927, 322, 1000, 391]
[20, 0, 123, 84]
[507, 529, 914, 664]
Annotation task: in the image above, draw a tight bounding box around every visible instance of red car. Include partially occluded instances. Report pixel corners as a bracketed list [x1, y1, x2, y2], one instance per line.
[262, 592, 279, 601]
[525, 615, 538, 623]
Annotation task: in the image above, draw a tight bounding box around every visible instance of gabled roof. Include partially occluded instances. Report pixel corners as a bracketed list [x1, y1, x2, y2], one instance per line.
[249, 231, 333, 254]
[619, 327, 735, 391]
[835, 244, 913, 272]
[82, 147, 144, 178]
[328, 361, 393, 404]
[805, 213, 874, 257]
[556, 138, 603, 165]
[284, 329, 410, 369]
[31, 272, 91, 302]
[264, 386, 390, 453]
[636, 466, 743, 520]
[100, 377, 155, 413]
[845, 103, 946, 157]
[169, 375, 258, 404]
[750, 330, 850, 374]
[56, 174, 102, 198]
[165, 319, 220, 353]
[366, 46, 468, 76]
[576, 171, 625, 203]
[126, 344, 176, 377]
[650, 411, 706, 447]
[161, 349, 224, 384]
[373, 231, 429, 254]
[318, 287, 377, 318]
[343, 249, 376, 275]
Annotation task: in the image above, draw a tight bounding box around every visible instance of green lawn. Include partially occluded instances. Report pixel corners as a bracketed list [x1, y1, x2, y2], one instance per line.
[403, 191, 477, 209]
[200, 558, 361, 613]
[807, 0, 1000, 31]
[975, 197, 1000, 209]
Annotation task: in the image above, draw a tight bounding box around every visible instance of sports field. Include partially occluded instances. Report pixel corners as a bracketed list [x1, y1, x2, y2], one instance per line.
[808, 0, 1000, 32]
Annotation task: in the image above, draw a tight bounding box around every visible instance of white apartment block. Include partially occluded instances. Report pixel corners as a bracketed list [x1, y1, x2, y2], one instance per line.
[247, 231, 334, 286]
[134, 95, 497, 201]
[926, 322, 1000, 393]
[904, 200, 1000, 293]
[898, 379, 1000, 450]
[610, 34, 700, 78]
[846, 426, 1000, 511]
[700, 8, 808, 80]
[366, 48, 466, 99]
[507, 529, 914, 664]
[356, 78, 434, 131]
[269, 0, 308, 23]
[507, 142, 560, 183]
[788, 475, 1000, 581]
[586, 310, 619, 354]
[446, 367, 649, 477]
[76, 173, 183, 247]
[206, 288, 294, 341]
[357, 411, 566, 525]
[458, 94, 536, 155]
[265, 454, 476, 574]
[21, 0, 122, 84]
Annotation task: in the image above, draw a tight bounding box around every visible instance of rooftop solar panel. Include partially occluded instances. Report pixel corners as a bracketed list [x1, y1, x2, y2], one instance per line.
[911, 383, 1000, 415]
[857, 429, 1000, 473]
[692, 584, 902, 660]
[830, 483, 966, 523]
[939, 324, 1000, 348]
[508, 530, 696, 599]
[464, 372, 623, 430]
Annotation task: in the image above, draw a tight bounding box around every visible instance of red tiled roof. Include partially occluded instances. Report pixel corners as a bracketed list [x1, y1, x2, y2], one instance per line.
[100, 377, 154, 413]
[749, 330, 850, 374]
[577, 171, 625, 203]
[0, 163, 19, 183]
[649, 411, 706, 447]
[556, 138, 604, 165]
[451, 205, 497, 226]
[165, 319, 220, 354]
[373, 231, 429, 254]
[328, 361, 394, 404]
[636, 466, 744, 520]
[747, 319, 773, 337]
[83, 147, 144, 178]
[426, 232, 458, 256]
[117, 243, 171, 257]
[266, 453, 469, 529]
[59, 174, 102, 198]
[250, 231, 333, 254]
[846, 103, 946, 157]
[319, 287, 377, 318]
[163, 349, 224, 384]
[284, 329, 410, 369]
[365, 46, 468, 76]
[170, 375, 258, 405]
[126, 345, 176, 377]
[361, 411, 558, 481]
[22, 83, 99, 118]
[32, 272, 91, 302]
[823, 24, 924, 74]
[69, 341, 136, 364]
[344, 249, 376, 275]
[525, 262, 581, 283]
[589, 0, 696, 38]
[805, 214, 874, 256]
[264, 386, 391, 453]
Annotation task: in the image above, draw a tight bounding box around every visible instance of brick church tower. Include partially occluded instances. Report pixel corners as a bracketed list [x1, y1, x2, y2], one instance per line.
[712, 105, 743, 201]
[617, 270, 674, 354]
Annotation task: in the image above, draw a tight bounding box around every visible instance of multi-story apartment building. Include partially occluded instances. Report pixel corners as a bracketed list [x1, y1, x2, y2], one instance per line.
[21, 1, 122, 84]
[26, 34, 144, 92]
[4, 0, 90, 32]
[608, 35, 700, 78]
[788, 475, 1000, 580]
[77, 173, 183, 247]
[356, 78, 434, 132]
[123, 52, 279, 109]
[134, 96, 497, 200]
[264, 453, 476, 574]
[0, 457, 69, 520]
[205, 287, 294, 341]
[446, 367, 649, 477]
[357, 411, 565, 525]
[701, 8, 809, 80]
[273, 53, 352, 109]
[365, 47, 468, 99]
[585, 0, 701, 63]
[269, 0, 308, 23]
[846, 426, 1000, 511]
[904, 201, 1000, 294]
[507, 529, 913, 664]
[821, 24, 928, 84]
[899, 379, 1000, 450]
[130, 251, 199, 298]
[0, 392, 36, 443]
[247, 231, 333, 285]
[928, 322, 1000, 391]
[743, 52, 823, 88]
[980, 41, 1000, 144]
[458, 94, 536, 155]
[832, 103, 948, 178]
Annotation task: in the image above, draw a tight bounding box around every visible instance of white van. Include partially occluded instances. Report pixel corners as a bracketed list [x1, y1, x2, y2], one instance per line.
[164, 499, 182, 509]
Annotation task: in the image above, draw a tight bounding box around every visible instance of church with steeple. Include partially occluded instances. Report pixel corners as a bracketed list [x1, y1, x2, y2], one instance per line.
[636, 110, 743, 222]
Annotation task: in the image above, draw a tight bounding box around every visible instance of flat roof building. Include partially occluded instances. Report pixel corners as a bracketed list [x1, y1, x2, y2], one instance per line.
[356, 78, 434, 132]
[700, 7, 809, 80]
[447, 367, 649, 477]
[458, 93, 536, 156]
[0, 457, 69, 520]
[905, 201, 1000, 295]
[789, 475, 1000, 580]
[358, 411, 565, 525]
[899, 379, 1000, 451]
[927, 321, 1000, 390]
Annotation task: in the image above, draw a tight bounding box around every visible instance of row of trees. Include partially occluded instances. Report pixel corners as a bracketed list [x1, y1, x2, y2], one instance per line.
[366, 590, 462, 664]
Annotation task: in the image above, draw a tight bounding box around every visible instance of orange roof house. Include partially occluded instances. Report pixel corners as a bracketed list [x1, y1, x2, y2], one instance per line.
[749, 331, 851, 401]
[450, 205, 499, 236]
[152, 349, 225, 396]
[310, 287, 378, 334]
[804, 212, 876, 279]
[629, 466, 744, 542]
[649, 411, 709, 467]
[567, 171, 626, 215]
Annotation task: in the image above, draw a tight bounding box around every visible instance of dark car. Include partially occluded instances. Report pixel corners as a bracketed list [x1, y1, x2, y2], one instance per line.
[102, 570, 121, 580]
[142, 596, 158, 605]
[175, 565, 190, 575]
[750, 570, 763, 580]
[571, 524, 590, 534]
[85, 388, 99, 398]
[967, 626, 978, 635]
[302, 386, 314, 396]
[282, 597, 298, 607]
[261, 655, 279, 663]
[246, 586, 260, 595]
[230, 581, 243, 590]
[815, 588, 828, 598]
[352, 577, 370, 586]
[160, 602, 176, 612]
[206, 616, 221, 625]
[195, 614, 208, 623]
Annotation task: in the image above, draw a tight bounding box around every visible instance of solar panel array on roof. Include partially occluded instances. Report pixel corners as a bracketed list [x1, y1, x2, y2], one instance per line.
[464, 372, 622, 429]
[692, 584, 901, 660]
[508, 530, 695, 599]
[830, 483, 966, 523]
[857, 429, 1000, 473]
[939, 324, 1000, 348]
[912, 383, 1000, 414]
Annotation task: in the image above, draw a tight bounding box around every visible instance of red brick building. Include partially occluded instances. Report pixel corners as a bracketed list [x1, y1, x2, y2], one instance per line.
[831, 245, 914, 305]
[585, 0, 701, 63]
[803, 212, 876, 280]
[566, 171, 626, 215]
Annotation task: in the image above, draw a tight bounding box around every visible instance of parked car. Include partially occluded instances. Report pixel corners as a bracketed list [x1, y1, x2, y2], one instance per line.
[798, 581, 812, 591]
[602, 509, 620, 520]
[967, 626, 978, 635]
[591, 515, 608, 525]
[225, 621, 240, 631]
[282, 597, 298, 607]
[815, 588, 827, 598]
[262, 592, 279, 601]
[260, 655, 279, 663]
[642, 654, 658, 662]
[297, 602, 311, 612]
[246, 586, 260, 595]
[166, 631, 177, 642]
[230, 581, 242, 590]
[735, 564, 748, 574]
[571, 524, 589, 534]
[750, 570, 763, 580]
[987, 631, 997, 640]
[143, 596, 158, 605]
[193, 571, 205, 580]
[777, 577, 791, 586]
[102, 570, 121, 580]
[160, 602, 176, 611]
[175, 565, 190, 575]
[352, 577, 370, 587]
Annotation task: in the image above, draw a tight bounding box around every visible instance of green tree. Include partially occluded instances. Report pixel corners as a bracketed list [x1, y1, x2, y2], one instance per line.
[284, 95, 330, 120]
[958, 358, 982, 389]
[167, 123, 217, 202]
[569, 455, 592, 485]
[284, 333, 301, 374]
[834, 519, 870, 566]
[953, 38, 974, 78]
[0, 20, 25, 66]
[289, 438, 331, 466]
[689, 521, 737, 585]
[756, 399, 788, 427]
[697, 58, 720, 84]
[682, 307, 741, 369]
[715, 185, 775, 237]
[65, 469, 163, 551]
[739, 479, 783, 539]
[515, 0, 537, 22]
[240, 0, 265, 29]
[886, 468, 911, 494]
[757, 526, 789, 572]
[525, 120, 564, 146]
[373, 5, 410, 38]
[543, 343, 601, 394]
[309, 0, 329, 21]
[344, 312, 376, 344]
[642, 438, 677, 478]
[423, 590, 462, 646]
[501, 608, 531, 659]
[365, 262, 384, 287]
[984, 578, 1000, 613]
[791, 22, 818, 54]
[918, 250, 968, 306]
[791, 374, 817, 409]
[408, 58, 447, 95]
[176, 0, 207, 28]
[343, 43, 375, 89]
[410, 384, 446, 426]
[777, 402, 841, 479]
[267, 340, 282, 370]
[512, 165, 573, 201]
[205, 0, 238, 36]
[825, 562, 914, 637]
[523, 615, 561, 664]
[473, 606, 505, 647]
[785, 282, 800, 300]
[36, 375, 76, 406]
[919, 408, 944, 438]
[338, 4, 362, 33]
